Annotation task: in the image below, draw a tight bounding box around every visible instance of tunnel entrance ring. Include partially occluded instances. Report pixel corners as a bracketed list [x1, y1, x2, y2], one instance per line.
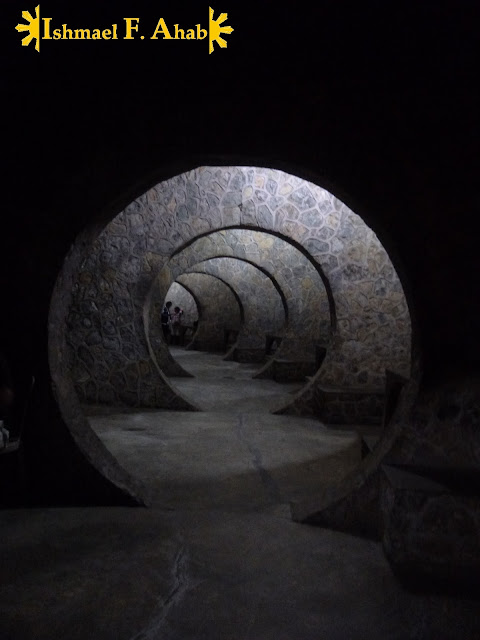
[49, 165, 413, 505]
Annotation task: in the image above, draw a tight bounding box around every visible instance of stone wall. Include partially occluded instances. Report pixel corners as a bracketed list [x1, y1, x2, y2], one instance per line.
[177, 271, 242, 352]
[146, 227, 331, 374]
[168, 228, 331, 359]
[66, 166, 411, 407]
[188, 257, 286, 355]
[391, 377, 480, 466]
[66, 218, 196, 408]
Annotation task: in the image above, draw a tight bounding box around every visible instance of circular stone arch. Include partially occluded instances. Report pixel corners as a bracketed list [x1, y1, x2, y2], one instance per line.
[146, 227, 334, 378]
[175, 271, 244, 351]
[184, 257, 287, 353]
[146, 253, 289, 372]
[170, 225, 337, 332]
[145, 251, 289, 379]
[65, 166, 410, 405]
[49, 164, 414, 506]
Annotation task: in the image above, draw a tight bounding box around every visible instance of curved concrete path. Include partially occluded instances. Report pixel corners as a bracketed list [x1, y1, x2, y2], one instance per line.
[1, 350, 478, 639]
[87, 348, 362, 509]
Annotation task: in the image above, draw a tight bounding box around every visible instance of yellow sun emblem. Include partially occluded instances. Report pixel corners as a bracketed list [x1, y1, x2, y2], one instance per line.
[209, 7, 233, 54]
[16, 5, 41, 52]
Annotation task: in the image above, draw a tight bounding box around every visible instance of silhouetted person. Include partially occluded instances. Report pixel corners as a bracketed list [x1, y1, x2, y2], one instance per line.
[171, 306, 184, 345]
[161, 301, 173, 343]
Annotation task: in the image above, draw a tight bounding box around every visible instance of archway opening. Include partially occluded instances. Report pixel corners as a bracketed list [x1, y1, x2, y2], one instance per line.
[146, 225, 336, 409]
[51, 165, 413, 508]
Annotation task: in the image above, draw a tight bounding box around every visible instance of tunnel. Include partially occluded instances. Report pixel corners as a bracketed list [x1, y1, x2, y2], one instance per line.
[2, 1, 480, 637]
[49, 167, 411, 503]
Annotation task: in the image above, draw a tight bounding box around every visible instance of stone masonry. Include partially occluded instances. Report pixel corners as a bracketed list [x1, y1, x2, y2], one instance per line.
[177, 271, 241, 352]
[187, 257, 285, 359]
[65, 166, 411, 407]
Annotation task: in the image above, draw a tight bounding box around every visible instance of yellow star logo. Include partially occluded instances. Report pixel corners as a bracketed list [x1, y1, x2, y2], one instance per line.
[209, 7, 233, 54]
[16, 5, 41, 52]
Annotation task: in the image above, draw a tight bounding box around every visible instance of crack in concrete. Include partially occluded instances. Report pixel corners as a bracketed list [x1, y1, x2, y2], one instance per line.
[235, 413, 282, 504]
[130, 543, 190, 640]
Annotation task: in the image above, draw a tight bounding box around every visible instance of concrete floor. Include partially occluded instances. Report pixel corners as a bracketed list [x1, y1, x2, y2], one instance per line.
[1, 348, 479, 639]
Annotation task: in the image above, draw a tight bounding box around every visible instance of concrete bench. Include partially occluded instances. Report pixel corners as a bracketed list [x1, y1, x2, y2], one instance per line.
[361, 434, 381, 457]
[224, 346, 266, 363]
[265, 334, 283, 355]
[381, 463, 480, 593]
[177, 325, 195, 346]
[314, 385, 385, 425]
[271, 358, 317, 382]
[315, 344, 327, 369]
[223, 328, 239, 350]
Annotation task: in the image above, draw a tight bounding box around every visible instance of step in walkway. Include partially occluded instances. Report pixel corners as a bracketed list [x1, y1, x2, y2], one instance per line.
[87, 347, 362, 509]
[1, 349, 477, 639]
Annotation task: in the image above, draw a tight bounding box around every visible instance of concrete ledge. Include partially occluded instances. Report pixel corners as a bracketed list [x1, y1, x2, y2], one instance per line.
[289, 373, 420, 541]
[291, 465, 383, 540]
[275, 380, 385, 423]
[361, 434, 381, 458]
[265, 334, 283, 355]
[254, 358, 318, 382]
[272, 359, 317, 382]
[224, 347, 266, 363]
[223, 328, 240, 350]
[381, 464, 480, 594]
[316, 385, 385, 425]
[186, 339, 225, 352]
